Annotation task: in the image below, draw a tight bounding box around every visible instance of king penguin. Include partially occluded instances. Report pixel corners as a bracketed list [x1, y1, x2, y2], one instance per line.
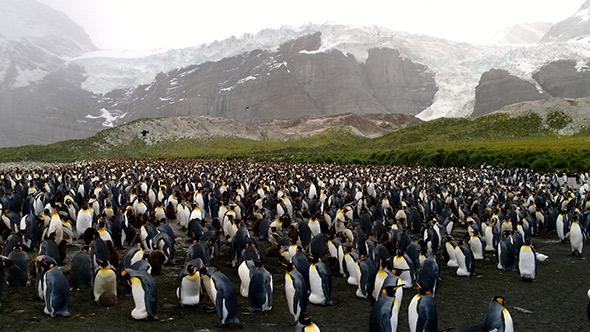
[70, 247, 93, 289]
[176, 258, 203, 306]
[570, 219, 584, 256]
[248, 260, 273, 312]
[308, 256, 332, 306]
[202, 266, 242, 327]
[483, 296, 514, 332]
[518, 239, 536, 281]
[122, 269, 158, 320]
[43, 264, 70, 317]
[284, 262, 308, 321]
[408, 288, 439, 332]
[369, 284, 404, 332]
[93, 259, 117, 306]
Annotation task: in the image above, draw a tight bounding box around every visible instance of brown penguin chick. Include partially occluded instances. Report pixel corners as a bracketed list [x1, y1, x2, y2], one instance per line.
[148, 250, 166, 275]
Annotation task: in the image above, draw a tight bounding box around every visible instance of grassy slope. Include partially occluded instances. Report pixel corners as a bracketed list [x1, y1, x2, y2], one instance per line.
[1, 113, 589, 172]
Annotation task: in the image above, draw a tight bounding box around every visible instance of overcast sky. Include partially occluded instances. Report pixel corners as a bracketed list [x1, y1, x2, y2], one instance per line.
[40, 0, 585, 51]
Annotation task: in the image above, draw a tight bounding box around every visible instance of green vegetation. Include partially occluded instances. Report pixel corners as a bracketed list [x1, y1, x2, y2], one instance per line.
[545, 109, 572, 130]
[1, 113, 589, 172]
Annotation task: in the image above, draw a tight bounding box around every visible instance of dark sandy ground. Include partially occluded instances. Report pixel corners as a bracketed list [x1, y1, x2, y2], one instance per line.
[1, 226, 588, 332]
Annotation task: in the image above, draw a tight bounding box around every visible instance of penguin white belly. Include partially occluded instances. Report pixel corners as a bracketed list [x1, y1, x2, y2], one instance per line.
[202, 275, 215, 304]
[390, 300, 400, 332]
[446, 243, 458, 267]
[497, 243, 504, 270]
[308, 265, 325, 304]
[393, 257, 412, 288]
[337, 246, 345, 276]
[372, 270, 388, 300]
[130, 279, 148, 320]
[556, 216, 565, 241]
[503, 308, 514, 332]
[221, 298, 229, 324]
[42, 274, 52, 315]
[178, 275, 201, 305]
[238, 261, 251, 298]
[570, 224, 583, 254]
[455, 248, 469, 277]
[131, 250, 144, 267]
[344, 255, 358, 285]
[470, 238, 484, 260]
[408, 294, 420, 332]
[518, 247, 536, 279]
[94, 269, 117, 302]
[309, 222, 321, 237]
[285, 274, 298, 320]
[485, 227, 495, 252]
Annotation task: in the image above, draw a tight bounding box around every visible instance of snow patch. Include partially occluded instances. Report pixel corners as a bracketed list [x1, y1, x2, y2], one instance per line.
[12, 67, 47, 88]
[85, 109, 127, 128]
[236, 75, 257, 85]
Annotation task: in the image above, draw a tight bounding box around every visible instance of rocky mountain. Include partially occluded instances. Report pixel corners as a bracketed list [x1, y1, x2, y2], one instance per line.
[101, 33, 437, 123]
[0, 0, 95, 90]
[542, 0, 590, 42]
[472, 69, 545, 117]
[78, 24, 590, 122]
[533, 60, 590, 98]
[490, 22, 552, 45]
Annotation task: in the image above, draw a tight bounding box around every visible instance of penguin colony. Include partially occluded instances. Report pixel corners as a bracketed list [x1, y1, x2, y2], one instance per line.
[0, 160, 588, 331]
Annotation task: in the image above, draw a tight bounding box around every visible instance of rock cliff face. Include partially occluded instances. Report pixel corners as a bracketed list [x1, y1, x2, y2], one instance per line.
[0, 65, 105, 146]
[107, 33, 438, 123]
[472, 69, 545, 117]
[533, 60, 590, 99]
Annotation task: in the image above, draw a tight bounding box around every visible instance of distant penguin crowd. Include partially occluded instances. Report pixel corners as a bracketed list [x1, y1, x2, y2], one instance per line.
[0, 160, 589, 331]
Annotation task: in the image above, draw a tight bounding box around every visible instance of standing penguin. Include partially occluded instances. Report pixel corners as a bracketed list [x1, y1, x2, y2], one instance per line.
[93, 260, 117, 306]
[455, 240, 475, 277]
[43, 265, 70, 317]
[204, 267, 242, 327]
[483, 296, 514, 332]
[369, 285, 403, 332]
[284, 262, 308, 322]
[308, 256, 332, 306]
[570, 219, 584, 256]
[70, 247, 93, 289]
[121, 269, 158, 320]
[417, 256, 440, 297]
[518, 239, 536, 281]
[293, 312, 321, 332]
[238, 259, 255, 298]
[176, 259, 203, 306]
[6, 245, 28, 287]
[35, 255, 57, 300]
[393, 250, 415, 289]
[248, 260, 273, 312]
[408, 289, 439, 332]
[469, 231, 485, 260]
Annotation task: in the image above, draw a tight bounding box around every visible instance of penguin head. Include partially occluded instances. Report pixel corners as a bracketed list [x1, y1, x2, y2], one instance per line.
[298, 313, 313, 326]
[120, 270, 131, 286]
[492, 295, 506, 306]
[383, 285, 403, 297]
[97, 259, 109, 269]
[282, 261, 295, 272]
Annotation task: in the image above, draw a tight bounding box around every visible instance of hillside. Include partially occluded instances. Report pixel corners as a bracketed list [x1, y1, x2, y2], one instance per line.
[1, 112, 588, 173]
